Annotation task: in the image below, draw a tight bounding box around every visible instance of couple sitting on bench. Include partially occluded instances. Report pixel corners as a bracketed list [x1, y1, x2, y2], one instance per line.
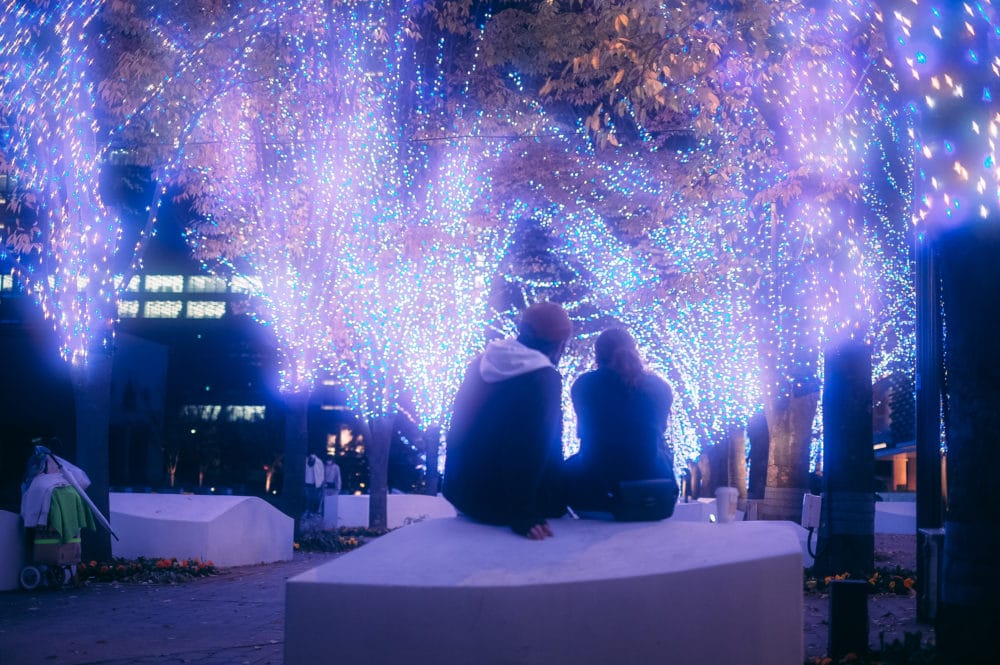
[444, 302, 678, 540]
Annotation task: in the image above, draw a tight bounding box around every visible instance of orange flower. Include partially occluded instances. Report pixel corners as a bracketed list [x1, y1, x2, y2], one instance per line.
[904, 578, 915, 589]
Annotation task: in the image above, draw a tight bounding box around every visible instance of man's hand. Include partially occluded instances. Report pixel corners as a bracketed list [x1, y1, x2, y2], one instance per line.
[525, 521, 553, 540]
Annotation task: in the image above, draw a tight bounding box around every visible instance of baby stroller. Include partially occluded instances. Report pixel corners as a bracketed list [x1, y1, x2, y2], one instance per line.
[19, 442, 113, 590]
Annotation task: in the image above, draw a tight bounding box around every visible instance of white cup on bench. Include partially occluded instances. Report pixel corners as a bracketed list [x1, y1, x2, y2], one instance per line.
[715, 487, 739, 523]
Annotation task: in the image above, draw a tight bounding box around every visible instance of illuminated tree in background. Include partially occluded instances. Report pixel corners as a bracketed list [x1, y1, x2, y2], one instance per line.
[1, 0, 126, 560]
[5, 0, 991, 538]
[431, 0, 922, 517]
[0, 0, 283, 554]
[431, 1, 780, 472]
[175, 0, 524, 525]
[880, 1, 1000, 657]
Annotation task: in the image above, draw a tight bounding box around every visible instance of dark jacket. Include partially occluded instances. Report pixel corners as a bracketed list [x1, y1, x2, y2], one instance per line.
[567, 368, 673, 508]
[444, 339, 565, 534]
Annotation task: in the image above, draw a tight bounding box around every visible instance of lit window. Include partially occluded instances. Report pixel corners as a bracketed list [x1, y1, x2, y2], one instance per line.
[114, 275, 141, 292]
[225, 405, 266, 422]
[187, 275, 227, 293]
[117, 300, 140, 318]
[144, 300, 183, 318]
[186, 301, 226, 319]
[145, 275, 183, 293]
[180, 404, 222, 421]
[230, 275, 263, 294]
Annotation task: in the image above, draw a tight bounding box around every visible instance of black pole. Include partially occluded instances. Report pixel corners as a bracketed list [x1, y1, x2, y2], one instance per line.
[934, 223, 1000, 663]
[815, 339, 874, 578]
[914, 229, 943, 622]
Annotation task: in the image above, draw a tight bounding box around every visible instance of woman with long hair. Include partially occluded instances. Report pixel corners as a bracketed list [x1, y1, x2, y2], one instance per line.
[564, 327, 675, 513]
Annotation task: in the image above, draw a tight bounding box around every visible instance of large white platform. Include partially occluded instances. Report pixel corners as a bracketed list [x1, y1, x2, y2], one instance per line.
[0, 510, 25, 591]
[285, 517, 803, 665]
[110, 493, 293, 567]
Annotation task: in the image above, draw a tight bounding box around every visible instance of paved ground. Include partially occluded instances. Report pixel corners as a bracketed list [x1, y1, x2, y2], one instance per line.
[0, 551, 340, 665]
[1, 535, 931, 665]
[804, 534, 933, 660]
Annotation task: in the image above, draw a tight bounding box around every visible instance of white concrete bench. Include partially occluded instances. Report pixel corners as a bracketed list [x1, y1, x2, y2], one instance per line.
[285, 517, 803, 665]
[875, 501, 916, 534]
[0, 510, 25, 591]
[335, 493, 458, 528]
[110, 493, 293, 567]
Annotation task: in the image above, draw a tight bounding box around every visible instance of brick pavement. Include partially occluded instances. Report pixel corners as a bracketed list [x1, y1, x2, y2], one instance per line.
[0, 551, 339, 665]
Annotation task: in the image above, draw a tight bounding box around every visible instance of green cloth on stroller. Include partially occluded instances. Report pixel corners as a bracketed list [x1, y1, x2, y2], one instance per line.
[48, 485, 95, 544]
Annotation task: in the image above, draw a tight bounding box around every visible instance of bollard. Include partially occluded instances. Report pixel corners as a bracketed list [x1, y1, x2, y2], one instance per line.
[829, 579, 869, 659]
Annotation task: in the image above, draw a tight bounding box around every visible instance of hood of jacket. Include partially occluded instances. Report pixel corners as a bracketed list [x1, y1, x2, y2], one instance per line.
[479, 338, 554, 383]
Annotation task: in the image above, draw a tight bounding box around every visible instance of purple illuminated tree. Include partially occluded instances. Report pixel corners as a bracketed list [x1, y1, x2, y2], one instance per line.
[172, 0, 517, 526]
[880, 1, 1000, 657]
[427, 0, 920, 519]
[1, 0, 282, 555]
[1, 0, 133, 560]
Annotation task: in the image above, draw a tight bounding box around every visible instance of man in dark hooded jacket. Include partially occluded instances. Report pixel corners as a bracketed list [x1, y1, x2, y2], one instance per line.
[444, 302, 573, 540]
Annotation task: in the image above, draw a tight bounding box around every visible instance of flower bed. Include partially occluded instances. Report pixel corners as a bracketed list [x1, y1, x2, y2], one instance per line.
[76, 557, 217, 584]
[294, 526, 387, 554]
[804, 566, 917, 597]
[805, 631, 939, 664]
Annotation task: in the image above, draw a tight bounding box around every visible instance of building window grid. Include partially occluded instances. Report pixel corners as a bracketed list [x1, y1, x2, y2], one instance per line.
[144, 275, 184, 293]
[187, 275, 228, 293]
[117, 300, 140, 318]
[185, 300, 226, 319]
[144, 300, 183, 318]
[180, 404, 266, 422]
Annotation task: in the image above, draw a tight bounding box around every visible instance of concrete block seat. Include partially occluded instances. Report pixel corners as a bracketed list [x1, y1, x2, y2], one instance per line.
[335, 493, 458, 528]
[286, 517, 803, 665]
[110, 493, 293, 567]
[875, 500, 916, 534]
[0, 510, 26, 591]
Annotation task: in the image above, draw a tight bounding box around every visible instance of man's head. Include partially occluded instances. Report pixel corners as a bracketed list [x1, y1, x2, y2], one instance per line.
[517, 301, 573, 364]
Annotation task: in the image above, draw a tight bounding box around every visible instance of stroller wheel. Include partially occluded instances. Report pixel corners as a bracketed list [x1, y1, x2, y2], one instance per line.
[19, 566, 42, 591]
[46, 565, 69, 588]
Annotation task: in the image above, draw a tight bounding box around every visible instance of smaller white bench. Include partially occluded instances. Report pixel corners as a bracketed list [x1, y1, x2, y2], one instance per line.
[110, 493, 293, 567]
[0, 510, 25, 591]
[286, 517, 803, 665]
[875, 501, 916, 534]
[335, 493, 457, 528]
